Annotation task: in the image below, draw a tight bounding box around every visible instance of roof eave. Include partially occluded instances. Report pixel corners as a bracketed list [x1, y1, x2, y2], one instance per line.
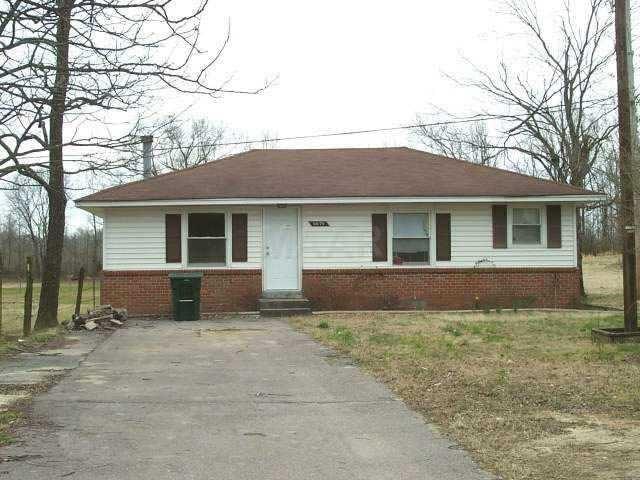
[75, 194, 606, 209]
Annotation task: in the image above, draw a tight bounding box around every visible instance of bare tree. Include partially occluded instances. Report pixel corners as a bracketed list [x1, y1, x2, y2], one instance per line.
[6, 178, 48, 276]
[420, 0, 617, 295]
[414, 122, 502, 166]
[155, 116, 226, 172]
[486, 1, 616, 186]
[0, 1, 265, 329]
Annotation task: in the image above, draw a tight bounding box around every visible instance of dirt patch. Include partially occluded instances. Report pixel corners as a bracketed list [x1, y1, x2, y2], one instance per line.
[524, 413, 640, 480]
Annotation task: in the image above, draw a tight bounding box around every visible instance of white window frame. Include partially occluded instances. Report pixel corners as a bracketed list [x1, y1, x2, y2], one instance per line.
[186, 211, 228, 266]
[391, 212, 431, 265]
[508, 205, 546, 248]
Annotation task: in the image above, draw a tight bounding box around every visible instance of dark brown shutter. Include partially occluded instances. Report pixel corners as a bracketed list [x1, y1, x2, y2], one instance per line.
[232, 213, 248, 262]
[371, 213, 388, 262]
[436, 213, 451, 261]
[547, 205, 562, 248]
[165, 214, 182, 263]
[492, 205, 507, 249]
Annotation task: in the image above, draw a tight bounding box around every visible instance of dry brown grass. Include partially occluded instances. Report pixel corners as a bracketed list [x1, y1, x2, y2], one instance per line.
[291, 310, 640, 480]
[583, 253, 623, 309]
[0, 280, 98, 335]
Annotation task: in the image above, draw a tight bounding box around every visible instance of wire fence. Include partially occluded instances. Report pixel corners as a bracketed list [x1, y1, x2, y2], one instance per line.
[0, 269, 100, 336]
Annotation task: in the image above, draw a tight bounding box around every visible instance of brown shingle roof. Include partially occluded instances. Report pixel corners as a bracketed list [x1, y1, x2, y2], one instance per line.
[76, 147, 598, 203]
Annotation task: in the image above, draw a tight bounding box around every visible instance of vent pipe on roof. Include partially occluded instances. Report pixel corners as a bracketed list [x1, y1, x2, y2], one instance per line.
[141, 135, 153, 178]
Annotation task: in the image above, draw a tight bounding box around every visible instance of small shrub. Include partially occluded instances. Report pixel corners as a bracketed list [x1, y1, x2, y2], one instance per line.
[317, 320, 329, 329]
[329, 326, 356, 346]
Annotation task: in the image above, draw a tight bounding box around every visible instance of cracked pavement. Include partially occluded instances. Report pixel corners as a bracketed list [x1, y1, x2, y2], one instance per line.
[1, 318, 491, 479]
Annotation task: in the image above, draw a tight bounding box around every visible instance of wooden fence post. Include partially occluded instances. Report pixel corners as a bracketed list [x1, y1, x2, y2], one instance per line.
[74, 267, 85, 319]
[23, 256, 33, 337]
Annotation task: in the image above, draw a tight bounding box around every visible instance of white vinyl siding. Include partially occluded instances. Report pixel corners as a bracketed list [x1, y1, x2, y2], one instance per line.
[102, 206, 262, 270]
[101, 203, 577, 271]
[301, 204, 576, 269]
[448, 204, 575, 267]
[302, 206, 374, 267]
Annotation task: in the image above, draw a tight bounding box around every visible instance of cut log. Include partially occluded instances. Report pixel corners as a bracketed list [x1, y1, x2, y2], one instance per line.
[84, 321, 97, 331]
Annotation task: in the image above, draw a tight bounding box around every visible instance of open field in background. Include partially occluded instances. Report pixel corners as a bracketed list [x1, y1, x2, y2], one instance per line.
[582, 253, 623, 309]
[0, 280, 99, 336]
[291, 310, 640, 480]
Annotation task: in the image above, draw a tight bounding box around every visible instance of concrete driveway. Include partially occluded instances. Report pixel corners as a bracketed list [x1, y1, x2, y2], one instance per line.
[2, 318, 491, 480]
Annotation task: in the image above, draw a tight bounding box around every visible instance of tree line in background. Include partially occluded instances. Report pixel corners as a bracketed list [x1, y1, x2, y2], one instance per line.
[0, 215, 101, 281]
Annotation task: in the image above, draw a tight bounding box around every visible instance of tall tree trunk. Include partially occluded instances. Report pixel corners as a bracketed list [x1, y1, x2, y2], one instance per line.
[34, 0, 73, 330]
[28, 237, 40, 278]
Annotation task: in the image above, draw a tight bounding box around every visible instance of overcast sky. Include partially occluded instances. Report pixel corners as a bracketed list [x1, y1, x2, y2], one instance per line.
[167, 0, 506, 148]
[1, 0, 634, 229]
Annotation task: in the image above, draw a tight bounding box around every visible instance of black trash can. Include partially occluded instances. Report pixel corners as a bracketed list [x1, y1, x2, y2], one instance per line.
[169, 272, 203, 321]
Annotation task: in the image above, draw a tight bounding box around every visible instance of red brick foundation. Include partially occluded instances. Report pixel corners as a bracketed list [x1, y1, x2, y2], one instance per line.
[101, 270, 262, 315]
[101, 267, 581, 315]
[302, 268, 581, 311]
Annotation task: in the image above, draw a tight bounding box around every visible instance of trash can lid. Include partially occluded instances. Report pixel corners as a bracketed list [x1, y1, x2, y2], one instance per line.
[169, 272, 203, 279]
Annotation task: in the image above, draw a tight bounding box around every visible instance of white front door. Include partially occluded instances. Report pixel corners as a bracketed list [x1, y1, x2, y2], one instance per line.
[264, 207, 299, 291]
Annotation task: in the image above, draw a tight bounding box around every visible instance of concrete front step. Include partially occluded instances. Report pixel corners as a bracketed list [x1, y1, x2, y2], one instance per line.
[258, 293, 312, 317]
[258, 298, 311, 310]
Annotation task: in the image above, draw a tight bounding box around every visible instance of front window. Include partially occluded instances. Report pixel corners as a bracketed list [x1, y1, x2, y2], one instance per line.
[512, 208, 541, 245]
[393, 213, 429, 264]
[188, 213, 226, 263]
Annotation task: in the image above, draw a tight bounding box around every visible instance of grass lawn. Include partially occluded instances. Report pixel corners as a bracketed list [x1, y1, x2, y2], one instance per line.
[0, 410, 22, 446]
[583, 253, 623, 309]
[0, 280, 98, 336]
[292, 310, 639, 480]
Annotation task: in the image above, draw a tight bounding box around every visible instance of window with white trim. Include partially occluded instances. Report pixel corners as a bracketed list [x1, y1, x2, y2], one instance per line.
[512, 207, 541, 245]
[392, 213, 429, 264]
[187, 213, 226, 264]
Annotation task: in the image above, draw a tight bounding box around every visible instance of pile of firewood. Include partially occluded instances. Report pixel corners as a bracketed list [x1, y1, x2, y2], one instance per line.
[69, 305, 128, 331]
